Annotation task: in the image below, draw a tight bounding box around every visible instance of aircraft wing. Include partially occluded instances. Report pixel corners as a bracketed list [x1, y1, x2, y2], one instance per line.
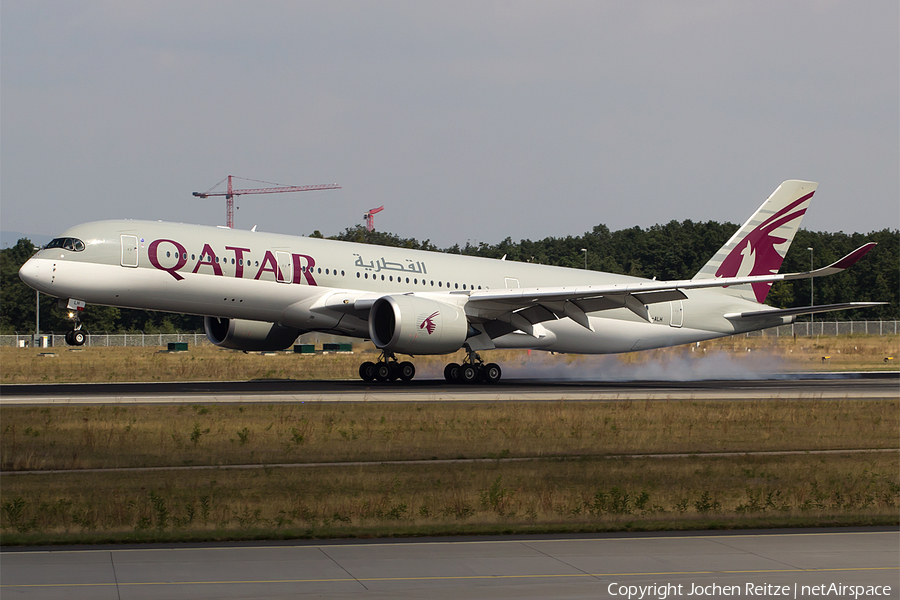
[310, 243, 876, 337]
[463, 243, 877, 334]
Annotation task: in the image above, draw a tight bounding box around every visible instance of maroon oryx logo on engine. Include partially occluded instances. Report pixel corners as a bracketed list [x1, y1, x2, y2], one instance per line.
[419, 311, 439, 335]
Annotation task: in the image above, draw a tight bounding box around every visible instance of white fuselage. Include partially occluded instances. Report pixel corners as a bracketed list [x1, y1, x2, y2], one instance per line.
[19, 219, 787, 354]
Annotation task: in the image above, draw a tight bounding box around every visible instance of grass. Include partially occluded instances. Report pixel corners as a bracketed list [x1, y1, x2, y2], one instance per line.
[2, 453, 897, 545]
[1, 399, 898, 544]
[1, 333, 897, 384]
[1, 400, 898, 471]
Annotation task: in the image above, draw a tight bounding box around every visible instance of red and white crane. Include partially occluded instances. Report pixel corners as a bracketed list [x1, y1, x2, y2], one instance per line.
[364, 205, 384, 232]
[194, 175, 341, 228]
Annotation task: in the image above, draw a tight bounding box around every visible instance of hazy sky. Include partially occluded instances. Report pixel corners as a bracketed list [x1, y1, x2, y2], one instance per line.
[2, 1, 898, 248]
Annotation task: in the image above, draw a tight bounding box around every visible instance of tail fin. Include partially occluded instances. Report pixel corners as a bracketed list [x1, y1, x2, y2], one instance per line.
[693, 180, 817, 303]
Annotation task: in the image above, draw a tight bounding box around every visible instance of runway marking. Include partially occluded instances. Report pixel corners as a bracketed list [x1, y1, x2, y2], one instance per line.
[2, 567, 897, 588]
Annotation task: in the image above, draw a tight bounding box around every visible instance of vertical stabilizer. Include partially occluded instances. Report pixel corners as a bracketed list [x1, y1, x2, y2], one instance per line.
[693, 180, 817, 303]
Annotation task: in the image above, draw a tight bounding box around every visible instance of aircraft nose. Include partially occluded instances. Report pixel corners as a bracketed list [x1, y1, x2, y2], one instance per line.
[18, 258, 47, 291]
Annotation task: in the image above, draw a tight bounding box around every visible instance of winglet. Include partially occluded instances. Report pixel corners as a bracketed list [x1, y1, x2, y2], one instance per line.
[798, 243, 878, 279]
[828, 242, 876, 270]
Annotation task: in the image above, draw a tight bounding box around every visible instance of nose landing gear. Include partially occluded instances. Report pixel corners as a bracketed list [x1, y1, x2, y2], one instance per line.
[65, 328, 87, 346]
[62, 298, 87, 346]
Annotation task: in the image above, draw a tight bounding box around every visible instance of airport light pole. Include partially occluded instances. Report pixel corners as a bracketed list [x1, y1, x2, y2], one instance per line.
[33, 245, 41, 343]
[582, 248, 587, 270]
[808, 247, 814, 332]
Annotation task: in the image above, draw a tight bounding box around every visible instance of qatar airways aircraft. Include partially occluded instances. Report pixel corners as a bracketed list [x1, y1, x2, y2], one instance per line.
[19, 180, 880, 383]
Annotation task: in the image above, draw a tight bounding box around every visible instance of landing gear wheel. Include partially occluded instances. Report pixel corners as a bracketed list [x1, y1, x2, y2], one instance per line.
[375, 363, 392, 382]
[66, 329, 86, 346]
[398, 361, 416, 381]
[459, 364, 478, 383]
[359, 361, 376, 382]
[444, 363, 460, 382]
[482, 363, 502, 384]
[388, 362, 401, 380]
[359, 352, 416, 384]
[65, 331, 74, 345]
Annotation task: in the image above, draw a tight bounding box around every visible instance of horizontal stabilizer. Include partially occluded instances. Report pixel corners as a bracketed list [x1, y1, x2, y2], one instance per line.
[724, 302, 886, 320]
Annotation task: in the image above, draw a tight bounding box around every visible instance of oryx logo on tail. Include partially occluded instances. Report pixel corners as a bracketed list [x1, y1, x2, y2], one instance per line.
[715, 192, 811, 303]
[692, 181, 817, 303]
[419, 311, 439, 335]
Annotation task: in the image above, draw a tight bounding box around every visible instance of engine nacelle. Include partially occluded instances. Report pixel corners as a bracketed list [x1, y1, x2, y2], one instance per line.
[368, 294, 469, 354]
[204, 317, 303, 351]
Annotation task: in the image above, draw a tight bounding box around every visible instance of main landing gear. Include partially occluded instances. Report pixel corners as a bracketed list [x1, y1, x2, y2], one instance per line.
[443, 350, 501, 384]
[358, 352, 416, 382]
[356, 350, 502, 384]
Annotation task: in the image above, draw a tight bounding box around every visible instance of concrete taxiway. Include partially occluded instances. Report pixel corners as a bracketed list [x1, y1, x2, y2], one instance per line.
[0, 372, 897, 404]
[2, 529, 897, 599]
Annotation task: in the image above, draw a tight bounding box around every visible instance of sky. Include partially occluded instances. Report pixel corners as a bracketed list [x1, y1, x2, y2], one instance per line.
[2, 1, 898, 249]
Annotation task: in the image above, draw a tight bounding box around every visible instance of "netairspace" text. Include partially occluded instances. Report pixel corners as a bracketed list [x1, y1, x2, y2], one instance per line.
[606, 582, 893, 599]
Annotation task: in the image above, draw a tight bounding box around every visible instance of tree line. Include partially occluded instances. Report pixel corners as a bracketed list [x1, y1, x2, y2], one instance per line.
[2, 220, 897, 334]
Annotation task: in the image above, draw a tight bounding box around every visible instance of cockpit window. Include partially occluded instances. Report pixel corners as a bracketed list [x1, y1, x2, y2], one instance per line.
[46, 237, 85, 252]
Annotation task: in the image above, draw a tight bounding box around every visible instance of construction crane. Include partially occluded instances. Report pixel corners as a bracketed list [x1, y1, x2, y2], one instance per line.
[364, 205, 384, 232]
[193, 175, 341, 228]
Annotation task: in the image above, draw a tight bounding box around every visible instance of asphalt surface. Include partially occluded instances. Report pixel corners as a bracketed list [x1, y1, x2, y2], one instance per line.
[2, 528, 897, 599]
[1, 372, 897, 404]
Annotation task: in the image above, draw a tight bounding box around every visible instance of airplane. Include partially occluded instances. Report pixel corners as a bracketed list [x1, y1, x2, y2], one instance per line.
[18, 180, 882, 383]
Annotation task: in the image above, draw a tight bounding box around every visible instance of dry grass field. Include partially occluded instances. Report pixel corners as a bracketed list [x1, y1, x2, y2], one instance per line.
[2, 400, 897, 471]
[2, 453, 896, 545]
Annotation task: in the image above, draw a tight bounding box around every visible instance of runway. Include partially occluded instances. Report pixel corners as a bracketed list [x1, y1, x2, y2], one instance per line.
[0, 372, 897, 404]
[2, 529, 897, 599]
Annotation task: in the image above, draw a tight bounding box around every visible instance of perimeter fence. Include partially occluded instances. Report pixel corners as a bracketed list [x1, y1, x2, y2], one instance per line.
[746, 320, 899, 337]
[1, 321, 898, 348]
[1, 332, 212, 348]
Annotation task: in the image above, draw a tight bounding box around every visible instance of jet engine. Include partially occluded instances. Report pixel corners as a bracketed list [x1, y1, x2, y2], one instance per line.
[204, 317, 303, 351]
[368, 294, 470, 354]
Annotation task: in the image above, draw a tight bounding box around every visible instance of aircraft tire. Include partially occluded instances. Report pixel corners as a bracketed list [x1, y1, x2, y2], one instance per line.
[72, 330, 86, 346]
[65, 331, 74, 345]
[388, 362, 401, 380]
[359, 362, 376, 382]
[398, 361, 415, 381]
[483, 363, 502, 384]
[444, 363, 460, 382]
[459, 365, 478, 383]
[375, 363, 392, 382]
